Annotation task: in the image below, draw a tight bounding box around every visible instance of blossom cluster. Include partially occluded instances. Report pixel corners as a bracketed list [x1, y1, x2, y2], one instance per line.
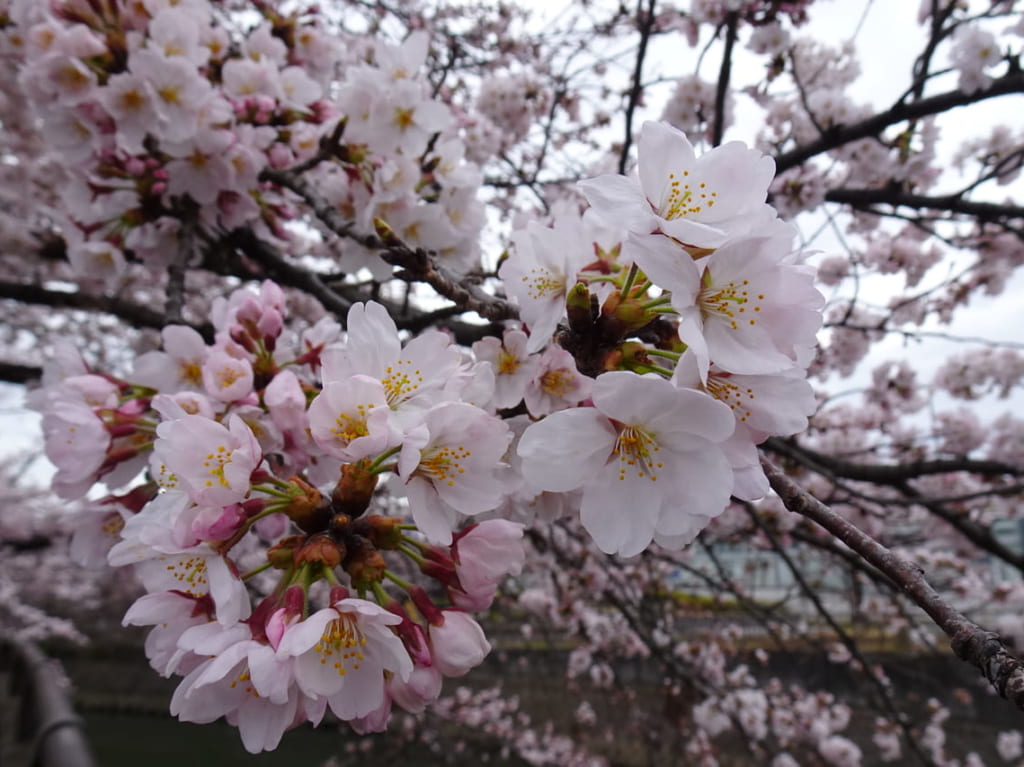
[33, 280, 528, 752]
[504, 120, 823, 556]
[7, 0, 485, 285]
[28, 111, 827, 748]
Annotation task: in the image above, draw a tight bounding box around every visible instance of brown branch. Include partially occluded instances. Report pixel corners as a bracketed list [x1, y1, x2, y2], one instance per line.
[618, 0, 658, 175]
[711, 12, 738, 148]
[743, 502, 935, 766]
[262, 167, 519, 322]
[223, 229, 353, 319]
[0, 281, 212, 340]
[0, 361, 42, 384]
[165, 203, 197, 325]
[762, 454, 1024, 711]
[774, 70, 1024, 174]
[764, 437, 1023, 482]
[766, 437, 1024, 573]
[825, 188, 1024, 224]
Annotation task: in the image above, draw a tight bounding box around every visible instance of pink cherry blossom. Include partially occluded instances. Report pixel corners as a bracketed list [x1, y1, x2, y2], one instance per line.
[152, 414, 261, 507]
[428, 610, 491, 677]
[398, 402, 511, 544]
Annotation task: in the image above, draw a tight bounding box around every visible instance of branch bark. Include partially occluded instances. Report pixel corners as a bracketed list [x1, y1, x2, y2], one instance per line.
[825, 187, 1024, 224]
[261, 167, 519, 322]
[0, 281, 212, 339]
[618, 0, 658, 175]
[774, 70, 1024, 174]
[762, 454, 1024, 711]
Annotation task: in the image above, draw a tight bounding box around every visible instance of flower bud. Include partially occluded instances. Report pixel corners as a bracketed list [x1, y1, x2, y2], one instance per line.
[364, 515, 404, 550]
[284, 476, 330, 534]
[390, 664, 443, 713]
[428, 611, 491, 677]
[565, 281, 593, 333]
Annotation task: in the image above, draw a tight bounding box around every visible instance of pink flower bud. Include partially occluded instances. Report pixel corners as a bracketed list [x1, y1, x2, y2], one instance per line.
[257, 307, 283, 340]
[255, 94, 277, 114]
[267, 143, 294, 169]
[236, 296, 262, 325]
[191, 502, 245, 540]
[428, 611, 491, 677]
[389, 664, 442, 713]
[454, 520, 525, 586]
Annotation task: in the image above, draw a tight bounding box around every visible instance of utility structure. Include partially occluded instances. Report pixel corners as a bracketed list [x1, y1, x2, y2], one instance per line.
[0, 635, 95, 767]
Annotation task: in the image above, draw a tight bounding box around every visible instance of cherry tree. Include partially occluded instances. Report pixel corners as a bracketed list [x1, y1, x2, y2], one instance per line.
[1, 0, 1023, 763]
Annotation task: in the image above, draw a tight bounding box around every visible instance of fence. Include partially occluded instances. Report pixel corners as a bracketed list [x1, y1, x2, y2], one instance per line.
[0, 635, 95, 767]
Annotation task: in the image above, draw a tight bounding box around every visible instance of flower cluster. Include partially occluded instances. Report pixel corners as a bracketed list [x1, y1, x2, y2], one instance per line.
[31, 118, 823, 749]
[11, 0, 485, 285]
[33, 280, 526, 752]
[504, 121, 823, 556]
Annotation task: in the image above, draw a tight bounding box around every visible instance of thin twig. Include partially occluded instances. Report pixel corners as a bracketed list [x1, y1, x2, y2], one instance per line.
[711, 12, 737, 147]
[618, 0, 657, 175]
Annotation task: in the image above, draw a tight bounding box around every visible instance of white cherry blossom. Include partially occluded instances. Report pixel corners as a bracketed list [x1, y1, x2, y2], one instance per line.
[579, 120, 776, 249]
[518, 371, 735, 557]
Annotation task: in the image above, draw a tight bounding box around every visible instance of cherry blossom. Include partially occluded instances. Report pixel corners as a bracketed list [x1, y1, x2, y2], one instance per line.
[519, 371, 735, 556]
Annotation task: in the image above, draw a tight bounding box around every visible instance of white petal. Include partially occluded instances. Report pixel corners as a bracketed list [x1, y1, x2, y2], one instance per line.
[518, 408, 616, 492]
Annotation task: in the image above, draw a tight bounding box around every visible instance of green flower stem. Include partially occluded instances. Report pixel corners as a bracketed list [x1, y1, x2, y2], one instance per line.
[619, 262, 640, 296]
[398, 542, 426, 565]
[366, 446, 402, 475]
[642, 296, 674, 310]
[383, 570, 415, 592]
[370, 581, 392, 606]
[240, 561, 273, 580]
[631, 279, 653, 297]
[647, 349, 681, 361]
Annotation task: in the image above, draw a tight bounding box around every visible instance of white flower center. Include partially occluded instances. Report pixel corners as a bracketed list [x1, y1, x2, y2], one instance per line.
[700, 277, 765, 331]
[160, 554, 208, 597]
[705, 374, 756, 424]
[381, 360, 424, 407]
[521, 267, 563, 301]
[202, 444, 233, 488]
[331, 402, 374, 443]
[659, 171, 718, 220]
[612, 426, 664, 482]
[315, 615, 367, 677]
[418, 444, 472, 487]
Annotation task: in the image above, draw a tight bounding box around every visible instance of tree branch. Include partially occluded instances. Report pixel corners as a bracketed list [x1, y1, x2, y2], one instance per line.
[0, 281, 212, 340]
[762, 454, 1024, 711]
[0, 361, 42, 384]
[711, 12, 737, 148]
[825, 187, 1024, 224]
[743, 502, 936, 767]
[764, 437, 1023, 482]
[261, 167, 519, 322]
[618, 0, 657, 175]
[223, 228, 354, 319]
[774, 70, 1024, 174]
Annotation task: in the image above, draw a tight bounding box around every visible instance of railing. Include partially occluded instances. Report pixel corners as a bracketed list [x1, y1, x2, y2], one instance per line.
[0, 635, 95, 767]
